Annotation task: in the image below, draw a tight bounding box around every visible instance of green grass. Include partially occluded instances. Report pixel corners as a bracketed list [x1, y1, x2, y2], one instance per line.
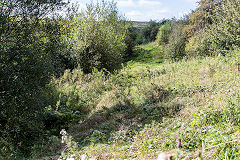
[38, 46, 240, 160]
[130, 42, 164, 66]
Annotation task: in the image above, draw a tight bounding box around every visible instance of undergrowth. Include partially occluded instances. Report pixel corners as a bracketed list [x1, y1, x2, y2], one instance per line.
[34, 46, 240, 159]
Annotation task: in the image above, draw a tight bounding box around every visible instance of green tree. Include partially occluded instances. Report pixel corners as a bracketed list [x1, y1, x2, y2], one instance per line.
[207, 0, 240, 55]
[185, 29, 211, 57]
[186, 0, 240, 57]
[165, 20, 187, 60]
[142, 20, 160, 43]
[69, 0, 128, 73]
[124, 24, 138, 60]
[156, 22, 171, 46]
[186, 0, 220, 38]
[0, 0, 69, 157]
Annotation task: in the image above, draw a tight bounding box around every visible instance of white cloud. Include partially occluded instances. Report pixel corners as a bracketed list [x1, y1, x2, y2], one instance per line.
[127, 11, 143, 16]
[184, 0, 198, 3]
[184, 0, 198, 7]
[125, 9, 170, 21]
[118, 0, 135, 7]
[155, 9, 169, 14]
[118, 0, 162, 7]
[76, 2, 86, 11]
[69, 0, 198, 21]
[138, 0, 162, 6]
[177, 10, 191, 18]
[117, 0, 169, 21]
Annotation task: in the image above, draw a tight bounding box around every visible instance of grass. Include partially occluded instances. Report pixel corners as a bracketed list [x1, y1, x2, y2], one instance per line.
[130, 42, 164, 66]
[38, 45, 240, 159]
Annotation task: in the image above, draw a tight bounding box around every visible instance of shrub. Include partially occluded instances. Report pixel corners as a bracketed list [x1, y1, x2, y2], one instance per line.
[207, 0, 240, 55]
[0, 0, 70, 157]
[229, 48, 240, 65]
[141, 20, 160, 43]
[184, 0, 222, 57]
[135, 30, 144, 45]
[156, 23, 171, 46]
[185, 29, 211, 57]
[124, 24, 138, 60]
[186, 0, 218, 37]
[165, 21, 187, 60]
[69, 0, 128, 73]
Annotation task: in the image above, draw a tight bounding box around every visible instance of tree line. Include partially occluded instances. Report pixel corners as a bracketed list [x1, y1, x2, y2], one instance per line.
[155, 0, 240, 60]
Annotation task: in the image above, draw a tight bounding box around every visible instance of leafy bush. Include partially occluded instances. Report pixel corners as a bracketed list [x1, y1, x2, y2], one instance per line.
[132, 21, 161, 45]
[123, 24, 138, 60]
[135, 30, 144, 45]
[184, 0, 223, 57]
[69, 0, 128, 73]
[207, 0, 240, 55]
[186, 0, 218, 37]
[165, 21, 187, 60]
[229, 48, 240, 65]
[185, 29, 211, 57]
[142, 20, 161, 43]
[186, 0, 240, 57]
[0, 0, 71, 157]
[156, 23, 171, 46]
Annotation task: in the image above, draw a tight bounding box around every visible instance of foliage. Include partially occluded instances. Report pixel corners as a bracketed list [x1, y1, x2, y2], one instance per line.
[132, 20, 163, 45]
[206, 0, 240, 55]
[135, 29, 144, 45]
[59, 131, 79, 159]
[48, 51, 240, 159]
[142, 20, 161, 43]
[185, 0, 240, 57]
[185, 0, 220, 39]
[0, 0, 71, 157]
[165, 21, 187, 60]
[69, 0, 128, 73]
[3, 0, 240, 158]
[123, 24, 138, 60]
[156, 22, 171, 46]
[183, 0, 222, 58]
[133, 43, 164, 64]
[52, 68, 112, 121]
[229, 47, 240, 65]
[185, 29, 211, 57]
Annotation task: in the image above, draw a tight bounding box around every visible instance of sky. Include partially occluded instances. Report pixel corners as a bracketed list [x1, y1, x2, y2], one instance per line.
[70, 0, 199, 21]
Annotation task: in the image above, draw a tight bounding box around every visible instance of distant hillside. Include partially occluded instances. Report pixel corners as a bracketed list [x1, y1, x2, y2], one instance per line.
[132, 21, 149, 29]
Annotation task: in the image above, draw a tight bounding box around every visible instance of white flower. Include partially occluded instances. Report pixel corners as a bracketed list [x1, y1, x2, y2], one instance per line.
[60, 129, 67, 143]
[81, 154, 87, 160]
[60, 129, 67, 135]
